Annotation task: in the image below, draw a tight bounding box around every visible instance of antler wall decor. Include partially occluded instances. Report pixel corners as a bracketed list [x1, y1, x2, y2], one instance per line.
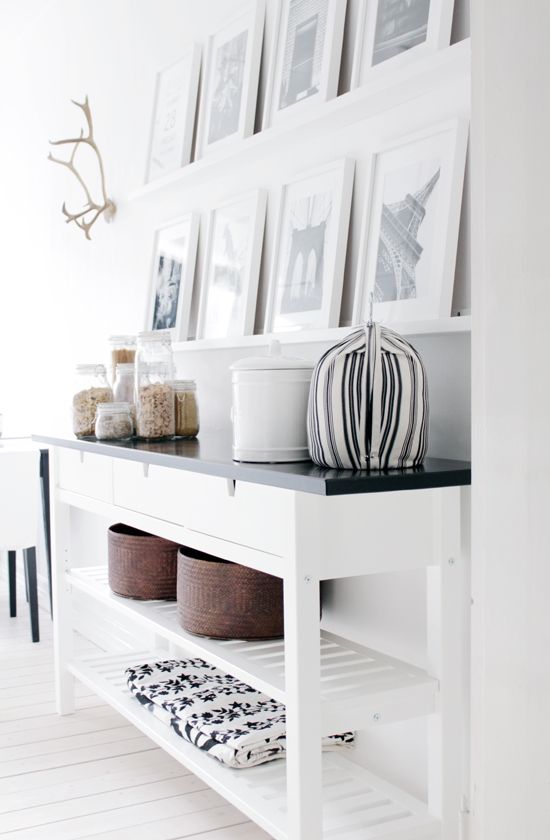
[48, 97, 116, 240]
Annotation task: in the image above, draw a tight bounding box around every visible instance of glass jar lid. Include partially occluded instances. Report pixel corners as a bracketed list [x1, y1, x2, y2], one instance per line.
[76, 364, 107, 375]
[173, 379, 196, 391]
[137, 329, 172, 343]
[140, 361, 170, 375]
[96, 402, 132, 414]
[108, 334, 136, 346]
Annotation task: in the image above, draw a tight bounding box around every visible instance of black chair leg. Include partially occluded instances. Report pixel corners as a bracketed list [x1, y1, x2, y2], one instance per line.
[23, 547, 39, 643]
[39, 449, 53, 619]
[8, 551, 16, 617]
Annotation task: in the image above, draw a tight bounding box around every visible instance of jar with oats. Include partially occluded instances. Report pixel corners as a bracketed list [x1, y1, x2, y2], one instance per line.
[108, 335, 136, 385]
[72, 365, 113, 439]
[135, 330, 175, 440]
[173, 380, 199, 438]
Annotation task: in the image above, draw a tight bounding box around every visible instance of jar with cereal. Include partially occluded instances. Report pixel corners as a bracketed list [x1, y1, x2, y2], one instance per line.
[135, 331, 175, 440]
[72, 365, 113, 439]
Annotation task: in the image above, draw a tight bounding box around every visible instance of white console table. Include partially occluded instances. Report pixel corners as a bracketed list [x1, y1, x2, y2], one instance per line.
[35, 433, 471, 840]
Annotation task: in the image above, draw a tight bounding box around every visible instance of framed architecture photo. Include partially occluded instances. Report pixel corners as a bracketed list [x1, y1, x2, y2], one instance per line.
[353, 119, 469, 324]
[351, 0, 455, 87]
[196, 1, 265, 157]
[145, 46, 202, 183]
[263, 0, 347, 129]
[146, 214, 200, 341]
[197, 190, 267, 339]
[265, 158, 355, 333]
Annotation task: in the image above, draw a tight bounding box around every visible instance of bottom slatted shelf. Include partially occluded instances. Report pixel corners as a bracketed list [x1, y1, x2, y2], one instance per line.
[67, 650, 441, 840]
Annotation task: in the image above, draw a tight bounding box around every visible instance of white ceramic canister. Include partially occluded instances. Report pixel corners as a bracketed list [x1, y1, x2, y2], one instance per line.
[230, 341, 315, 463]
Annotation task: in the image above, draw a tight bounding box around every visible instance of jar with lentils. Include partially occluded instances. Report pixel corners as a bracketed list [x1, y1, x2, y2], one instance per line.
[173, 380, 199, 438]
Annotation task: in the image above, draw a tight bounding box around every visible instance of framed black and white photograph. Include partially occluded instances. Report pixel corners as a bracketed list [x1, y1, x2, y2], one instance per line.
[263, 0, 346, 129]
[145, 45, 202, 183]
[196, 1, 265, 157]
[197, 190, 267, 339]
[353, 119, 468, 323]
[146, 214, 200, 341]
[351, 0, 455, 87]
[265, 158, 355, 333]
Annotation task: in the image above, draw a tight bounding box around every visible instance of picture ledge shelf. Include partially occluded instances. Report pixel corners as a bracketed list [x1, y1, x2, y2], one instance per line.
[129, 38, 471, 203]
[173, 315, 471, 352]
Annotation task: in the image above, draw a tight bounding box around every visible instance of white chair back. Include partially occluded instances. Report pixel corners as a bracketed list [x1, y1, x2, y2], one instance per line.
[0, 446, 40, 550]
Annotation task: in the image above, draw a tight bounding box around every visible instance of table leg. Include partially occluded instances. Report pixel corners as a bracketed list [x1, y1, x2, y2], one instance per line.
[39, 449, 53, 618]
[284, 496, 323, 840]
[8, 550, 16, 617]
[50, 452, 75, 714]
[428, 486, 471, 839]
[23, 547, 39, 643]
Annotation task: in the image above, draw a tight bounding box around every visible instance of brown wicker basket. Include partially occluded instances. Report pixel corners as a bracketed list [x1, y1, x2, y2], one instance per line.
[177, 546, 284, 640]
[108, 523, 179, 600]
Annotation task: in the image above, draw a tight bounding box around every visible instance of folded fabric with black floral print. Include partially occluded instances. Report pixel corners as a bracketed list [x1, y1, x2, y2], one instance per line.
[125, 658, 354, 768]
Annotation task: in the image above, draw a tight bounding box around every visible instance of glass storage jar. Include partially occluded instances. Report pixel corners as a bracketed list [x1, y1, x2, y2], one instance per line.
[95, 403, 133, 441]
[135, 330, 175, 440]
[113, 363, 136, 430]
[173, 380, 200, 438]
[72, 364, 113, 439]
[108, 335, 136, 385]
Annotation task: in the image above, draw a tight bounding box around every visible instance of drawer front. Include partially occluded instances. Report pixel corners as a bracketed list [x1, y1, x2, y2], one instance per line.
[57, 449, 113, 502]
[113, 460, 289, 557]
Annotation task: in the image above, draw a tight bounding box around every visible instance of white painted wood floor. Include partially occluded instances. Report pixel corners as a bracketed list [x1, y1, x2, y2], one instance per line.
[0, 583, 272, 840]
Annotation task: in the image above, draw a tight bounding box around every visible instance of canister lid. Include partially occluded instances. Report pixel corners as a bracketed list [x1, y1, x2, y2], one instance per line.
[230, 340, 315, 372]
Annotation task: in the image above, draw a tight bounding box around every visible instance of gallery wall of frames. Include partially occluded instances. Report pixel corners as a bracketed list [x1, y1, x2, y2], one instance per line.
[137, 0, 470, 346]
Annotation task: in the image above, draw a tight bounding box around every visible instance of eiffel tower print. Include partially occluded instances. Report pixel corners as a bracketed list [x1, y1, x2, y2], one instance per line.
[375, 167, 441, 302]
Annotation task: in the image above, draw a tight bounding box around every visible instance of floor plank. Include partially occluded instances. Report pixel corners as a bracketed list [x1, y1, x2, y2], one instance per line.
[0, 581, 272, 839]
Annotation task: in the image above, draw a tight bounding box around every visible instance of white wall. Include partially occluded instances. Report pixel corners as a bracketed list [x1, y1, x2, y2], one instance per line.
[471, 1, 550, 837]
[0, 0, 470, 802]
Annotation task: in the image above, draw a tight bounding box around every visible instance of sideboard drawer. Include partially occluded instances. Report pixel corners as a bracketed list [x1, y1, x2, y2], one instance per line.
[113, 460, 289, 556]
[57, 449, 113, 502]
[113, 460, 193, 522]
[185, 473, 289, 557]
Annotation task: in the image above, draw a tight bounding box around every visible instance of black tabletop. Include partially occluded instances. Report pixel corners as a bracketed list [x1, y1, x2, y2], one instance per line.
[33, 433, 471, 497]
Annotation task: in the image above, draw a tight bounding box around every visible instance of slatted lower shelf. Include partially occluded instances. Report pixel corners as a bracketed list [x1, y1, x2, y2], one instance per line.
[68, 566, 437, 733]
[68, 650, 440, 840]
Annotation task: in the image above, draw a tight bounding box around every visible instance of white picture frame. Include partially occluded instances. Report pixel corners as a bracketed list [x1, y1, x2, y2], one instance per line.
[146, 214, 200, 342]
[265, 157, 355, 334]
[195, 1, 265, 158]
[351, 0, 455, 88]
[262, 0, 347, 130]
[352, 118, 469, 324]
[145, 45, 202, 183]
[197, 190, 267, 339]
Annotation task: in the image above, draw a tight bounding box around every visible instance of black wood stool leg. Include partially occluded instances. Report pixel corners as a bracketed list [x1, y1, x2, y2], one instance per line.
[8, 551, 16, 617]
[23, 547, 39, 643]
